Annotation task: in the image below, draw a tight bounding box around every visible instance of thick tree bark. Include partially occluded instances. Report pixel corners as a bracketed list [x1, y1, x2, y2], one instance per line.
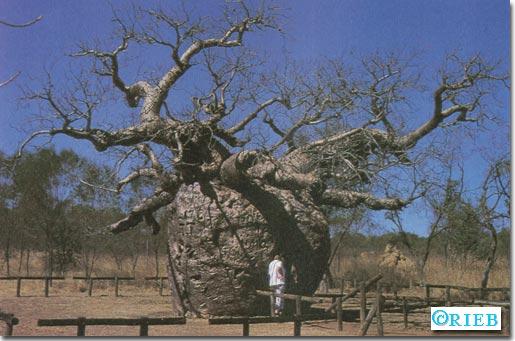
[166, 182, 330, 316]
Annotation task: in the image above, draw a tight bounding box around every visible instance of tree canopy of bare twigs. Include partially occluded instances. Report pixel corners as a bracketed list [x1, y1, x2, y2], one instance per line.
[18, 3, 508, 234]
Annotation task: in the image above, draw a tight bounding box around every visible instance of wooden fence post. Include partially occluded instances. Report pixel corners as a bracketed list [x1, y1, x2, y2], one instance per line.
[16, 277, 21, 297]
[402, 296, 408, 328]
[425, 285, 430, 305]
[445, 286, 451, 306]
[270, 294, 275, 317]
[336, 297, 343, 332]
[340, 278, 344, 295]
[88, 278, 93, 297]
[295, 295, 302, 317]
[294, 318, 301, 336]
[5, 322, 13, 336]
[360, 282, 366, 327]
[159, 278, 164, 296]
[4, 316, 15, 336]
[77, 317, 86, 336]
[243, 319, 250, 336]
[139, 317, 149, 336]
[114, 276, 119, 297]
[358, 303, 378, 336]
[376, 282, 383, 336]
[393, 282, 398, 300]
[293, 295, 302, 336]
[294, 295, 302, 336]
[45, 277, 50, 297]
[353, 279, 357, 288]
[465, 289, 472, 303]
[503, 307, 510, 335]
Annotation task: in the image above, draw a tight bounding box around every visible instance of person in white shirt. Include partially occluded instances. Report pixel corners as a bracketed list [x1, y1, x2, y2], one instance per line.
[268, 255, 285, 316]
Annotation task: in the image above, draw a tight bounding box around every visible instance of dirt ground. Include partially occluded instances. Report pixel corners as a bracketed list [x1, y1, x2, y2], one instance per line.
[0, 279, 509, 337]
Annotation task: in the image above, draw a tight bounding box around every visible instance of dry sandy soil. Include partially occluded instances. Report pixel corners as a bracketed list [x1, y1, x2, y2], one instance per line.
[0, 279, 509, 337]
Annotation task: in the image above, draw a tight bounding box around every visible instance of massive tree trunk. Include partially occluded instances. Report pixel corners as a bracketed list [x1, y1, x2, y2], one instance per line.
[166, 182, 330, 316]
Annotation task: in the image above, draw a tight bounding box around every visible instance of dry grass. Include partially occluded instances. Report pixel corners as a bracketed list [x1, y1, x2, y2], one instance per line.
[0, 251, 169, 278]
[3, 250, 510, 289]
[331, 253, 509, 289]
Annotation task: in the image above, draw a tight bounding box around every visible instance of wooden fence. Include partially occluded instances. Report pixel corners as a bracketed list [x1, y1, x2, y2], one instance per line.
[37, 316, 186, 336]
[72, 276, 135, 297]
[221, 273, 386, 336]
[0, 276, 65, 297]
[144, 277, 168, 296]
[322, 276, 419, 293]
[209, 313, 336, 336]
[0, 276, 169, 297]
[4, 273, 511, 336]
[0, 310, 19, 336]
[325, 274, 383, 312]
[423, 283, 510, 304]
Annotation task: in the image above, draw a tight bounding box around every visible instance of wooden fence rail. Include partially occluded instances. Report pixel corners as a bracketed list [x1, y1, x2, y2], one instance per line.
[209, 313, 337, 336]
[325, 274, 383, 312]
[381, 294, 511, 331]
[425, 283, 509, 291]
[144, 277, 168, 295]
[328, 277, 421, 291]
[0, 276, 66, 280]
[0, 276, 65, 297]
[0, 310, 19, 336]
[37, 316, 185, 336]
[255, 273, 383, 334]
[1, 276, 170, 297]
[254, 290, 342, 335]
[72, 276, 135, 297]
[424, 284, 510, 304]
[255, 290, 329, 304]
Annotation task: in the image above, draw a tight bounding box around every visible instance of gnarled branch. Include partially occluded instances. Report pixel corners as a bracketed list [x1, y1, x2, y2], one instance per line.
[320, 189, 407, 210]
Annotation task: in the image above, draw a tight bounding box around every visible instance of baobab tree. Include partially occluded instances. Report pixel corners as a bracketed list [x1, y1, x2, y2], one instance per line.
[18, 3, 508, 316]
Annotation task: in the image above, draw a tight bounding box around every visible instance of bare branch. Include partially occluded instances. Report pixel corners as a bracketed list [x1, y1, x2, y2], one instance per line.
[72, 32, 152, 108]
[116, 168, 159, 192]
[227, 97, 283, 135]
[0, 15, 42, 28]
[320, 189, 408, 210]
[0, 71, 21, 88]
[79, 179, 118, 193]
[399, 55, 508, 148]
[154, 12, 270, 108]
[110, 186, 179, 233]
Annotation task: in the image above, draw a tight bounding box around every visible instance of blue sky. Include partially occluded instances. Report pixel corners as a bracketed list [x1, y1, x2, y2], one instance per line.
[0, 0, 510, 236]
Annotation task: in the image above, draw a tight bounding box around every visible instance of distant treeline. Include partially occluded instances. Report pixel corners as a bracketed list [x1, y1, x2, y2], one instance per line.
[331, 230, 510, 261]
[0, 147, 167, 277]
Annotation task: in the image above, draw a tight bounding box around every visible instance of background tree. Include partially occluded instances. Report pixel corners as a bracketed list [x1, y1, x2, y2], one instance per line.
[0, 147, 132, 277]
[478, 158, 510, 294]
